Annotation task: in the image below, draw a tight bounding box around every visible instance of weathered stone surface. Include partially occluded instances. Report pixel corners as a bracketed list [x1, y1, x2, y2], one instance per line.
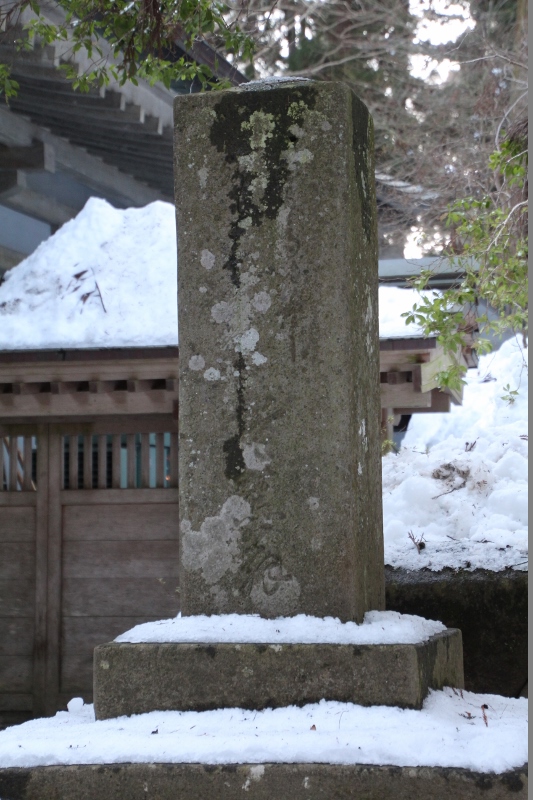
[93, 630, 463, 719]
[174, 80, 384, 622]
[0, 762, 527, 799]
[385, 567, 528, 696]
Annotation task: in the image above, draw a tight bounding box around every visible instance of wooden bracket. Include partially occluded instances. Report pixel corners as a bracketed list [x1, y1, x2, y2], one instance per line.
[385, 371, 408, 385]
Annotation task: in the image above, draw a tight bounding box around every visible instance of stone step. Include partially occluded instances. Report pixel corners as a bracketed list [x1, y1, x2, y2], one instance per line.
[93, 629, 463, 719]
[0, 762, 527, 799]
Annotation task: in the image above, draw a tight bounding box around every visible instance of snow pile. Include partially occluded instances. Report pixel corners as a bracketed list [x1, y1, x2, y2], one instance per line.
[115, 610, 445, 645]
[383, 337, 528, 571]
[0, 199, 178, 350]
[0, 690, 526, 772]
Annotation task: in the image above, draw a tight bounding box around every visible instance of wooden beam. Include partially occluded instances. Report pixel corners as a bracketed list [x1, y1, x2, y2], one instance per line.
[60, 488, 179, 505]
[394, 389, 452, 415]
[0, 417, 176, 437]
[384, 371, 408, 385]
[0, 390, 176, 418]
[380, 337, 437, 352]
[0, 491, 37, 507]
[412, 350, 463, 394]
[380, 383, 432, 409]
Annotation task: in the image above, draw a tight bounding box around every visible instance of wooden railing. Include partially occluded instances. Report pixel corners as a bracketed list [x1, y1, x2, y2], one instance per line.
[62, 432, 179, 490]
[0, 435, 36, 491]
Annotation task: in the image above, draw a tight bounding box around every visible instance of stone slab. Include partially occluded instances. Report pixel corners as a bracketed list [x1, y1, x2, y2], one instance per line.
[93, 629, 463, 719]
[174, 80, 384, 621]
[0, 763, 527, 799]
[385, 567, 528, 696]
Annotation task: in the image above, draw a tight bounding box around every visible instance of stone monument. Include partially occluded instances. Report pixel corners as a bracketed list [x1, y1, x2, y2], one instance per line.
[94, 79, 463, 720]
[176, 77, 384, 622]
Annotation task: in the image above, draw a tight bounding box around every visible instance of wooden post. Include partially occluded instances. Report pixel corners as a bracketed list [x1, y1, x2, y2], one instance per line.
[22, 436, 33, 491]
[155, 432, 165, 489]
[44, 429, 62, 715]
[83, 435, 92, 490]
[140, 433, 150, 488]
[33, 425, 49, 717]
[127, 434, 136, 488]
[381, 408, 394, 454]
[111, 435, 121, 489]
[98, 434, 107, 489]
[69, 436, 78, 490]
[9, 436, 18, 491]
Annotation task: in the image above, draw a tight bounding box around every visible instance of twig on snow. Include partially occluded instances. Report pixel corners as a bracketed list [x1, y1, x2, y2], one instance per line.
[408, 530, 426, 553]
[432, 480, 467, 500]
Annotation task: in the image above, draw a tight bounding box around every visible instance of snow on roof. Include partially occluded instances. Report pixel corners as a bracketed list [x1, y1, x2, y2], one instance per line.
[0, 197, 424, 351]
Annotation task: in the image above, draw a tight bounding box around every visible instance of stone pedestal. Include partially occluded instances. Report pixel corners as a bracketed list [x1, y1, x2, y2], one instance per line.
[175, 79, 384, 622]
[94, 630, 463, 719]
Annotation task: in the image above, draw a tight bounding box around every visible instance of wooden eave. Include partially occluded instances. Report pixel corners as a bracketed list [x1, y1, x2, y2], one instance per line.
[379, 335, 477, 414]
[0, 335, 477, 423]
[0, 346, 179, 423]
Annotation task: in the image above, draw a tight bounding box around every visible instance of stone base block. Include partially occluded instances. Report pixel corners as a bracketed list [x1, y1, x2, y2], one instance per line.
[385, 567, 528, 696]
[93, 629, 463, 720]
[0, 763, 527, 800]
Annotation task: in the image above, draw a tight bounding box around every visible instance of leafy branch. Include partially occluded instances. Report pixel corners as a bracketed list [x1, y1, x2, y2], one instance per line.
[402, 124, 528, 392]
[1, 0, 254, 97]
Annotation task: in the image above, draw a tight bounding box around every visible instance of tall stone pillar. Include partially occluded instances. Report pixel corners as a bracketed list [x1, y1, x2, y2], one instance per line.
[174, 79, 384, 622]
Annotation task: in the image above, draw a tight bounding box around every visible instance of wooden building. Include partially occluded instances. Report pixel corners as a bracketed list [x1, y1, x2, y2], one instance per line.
[0, 347, 180, 728]
[379, 335, 477, 443]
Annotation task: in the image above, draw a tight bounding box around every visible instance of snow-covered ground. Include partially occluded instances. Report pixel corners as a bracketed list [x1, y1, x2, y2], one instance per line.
[0, 198, 527, 573]
[0, 689, 526, 772]
[114, 610, 445, 645]
[385, 337, 528, 572]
